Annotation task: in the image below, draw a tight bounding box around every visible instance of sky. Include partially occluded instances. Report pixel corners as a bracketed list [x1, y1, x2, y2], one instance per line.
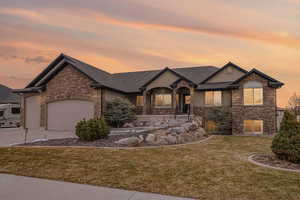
[0, 0, 299, 107]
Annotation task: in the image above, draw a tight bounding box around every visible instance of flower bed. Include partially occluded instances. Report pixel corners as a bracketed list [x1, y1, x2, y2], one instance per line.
[250, 154, 300, 171]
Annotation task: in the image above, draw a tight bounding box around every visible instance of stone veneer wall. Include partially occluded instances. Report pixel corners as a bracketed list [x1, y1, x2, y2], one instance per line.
[31, 64, 101, 129]
[231, 73, 276, 135]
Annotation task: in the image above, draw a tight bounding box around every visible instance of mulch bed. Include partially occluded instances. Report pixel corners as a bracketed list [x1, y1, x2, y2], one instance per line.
[18, 133, 207, 148]
[18, 133, 150, 147]
[252, 154, 300, 171]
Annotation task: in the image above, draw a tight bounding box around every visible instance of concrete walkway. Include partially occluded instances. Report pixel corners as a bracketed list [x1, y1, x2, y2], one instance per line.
[0, 174, 195, 200]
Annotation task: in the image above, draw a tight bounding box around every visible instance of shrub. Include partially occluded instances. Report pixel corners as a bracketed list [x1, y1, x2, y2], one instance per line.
[75, 118, 110, 141]
[206, 107, 232, 135]
[271, 111, 300, 163]
[104, 98, 136, 128]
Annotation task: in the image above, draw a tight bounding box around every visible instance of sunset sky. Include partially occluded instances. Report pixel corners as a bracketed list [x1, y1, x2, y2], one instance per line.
[0, 0, 299, 107]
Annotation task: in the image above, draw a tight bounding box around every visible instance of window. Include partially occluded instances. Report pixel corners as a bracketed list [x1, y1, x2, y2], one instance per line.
[205, 91, 222, 106]
[185, 95, 191, 104]
[244, 120, 263, 134]
[155, 94, 172, 107]
[244, 81, 263, 105]
[136, 96, 144, 106]
[0, 110, 4, 117]
[206, 121, 217, 132]
[11, 107, 20, 114]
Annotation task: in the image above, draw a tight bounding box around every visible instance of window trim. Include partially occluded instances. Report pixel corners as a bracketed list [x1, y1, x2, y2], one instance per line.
[243, 81, 263, 106]
[244, 120, 263, 134]
[205, 91, 222, 106]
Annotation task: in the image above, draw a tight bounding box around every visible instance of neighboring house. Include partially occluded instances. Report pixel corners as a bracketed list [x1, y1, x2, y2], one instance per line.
[276, 107, 285, 131]
[14, 54, 284, 134]
[0, 84, 20, 104]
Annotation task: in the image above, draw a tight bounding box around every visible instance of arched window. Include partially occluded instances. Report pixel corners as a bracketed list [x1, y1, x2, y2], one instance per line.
[243, 81, 263, 105]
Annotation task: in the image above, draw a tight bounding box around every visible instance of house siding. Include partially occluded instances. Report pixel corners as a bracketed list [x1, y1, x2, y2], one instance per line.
[231, 73, 276, 135]
[23, 65, 102, 129]
[207, 66, 245, 83]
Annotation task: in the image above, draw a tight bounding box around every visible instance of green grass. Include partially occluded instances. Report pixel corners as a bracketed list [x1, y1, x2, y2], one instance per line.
[0, 136, 299, 200]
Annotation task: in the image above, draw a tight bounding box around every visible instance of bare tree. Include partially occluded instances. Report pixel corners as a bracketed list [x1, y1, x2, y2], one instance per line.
[288, 93, 300, 115]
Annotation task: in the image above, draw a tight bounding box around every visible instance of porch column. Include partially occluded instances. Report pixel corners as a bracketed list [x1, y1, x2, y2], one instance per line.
[172, 89, 177, 114]
[190, 88, 194, 115]
[142, 90, 147, 115]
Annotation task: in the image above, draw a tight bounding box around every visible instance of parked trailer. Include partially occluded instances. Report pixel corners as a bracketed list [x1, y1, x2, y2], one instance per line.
[0, 104, 21, 128]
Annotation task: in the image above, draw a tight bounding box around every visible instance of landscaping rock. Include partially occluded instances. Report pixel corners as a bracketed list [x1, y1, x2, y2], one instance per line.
[114, 137, 140, 146]
[157, 136, 169, 145]
[145, 134, 156, 143]
[122, 122, 135, 128]
[166, 135, 177, 144]
[170, 127, 185, 134]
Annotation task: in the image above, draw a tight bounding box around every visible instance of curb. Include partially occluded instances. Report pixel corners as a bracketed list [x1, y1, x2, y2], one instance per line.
[10, 135, 215, 150]
[248, 154, 300, 173]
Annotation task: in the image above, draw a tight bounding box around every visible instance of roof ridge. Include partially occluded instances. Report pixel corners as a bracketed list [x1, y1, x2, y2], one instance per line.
[112, 65, 218, 75]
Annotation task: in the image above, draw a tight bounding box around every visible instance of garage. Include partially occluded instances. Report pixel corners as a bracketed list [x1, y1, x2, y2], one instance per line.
[25, 95, 41, 129]
[47, 100, 94, 131]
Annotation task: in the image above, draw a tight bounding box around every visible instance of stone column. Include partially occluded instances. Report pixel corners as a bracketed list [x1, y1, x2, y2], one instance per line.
[172, 89, 177, 114]
[142, 90, 147, 115]
[190, 88, 194, 115]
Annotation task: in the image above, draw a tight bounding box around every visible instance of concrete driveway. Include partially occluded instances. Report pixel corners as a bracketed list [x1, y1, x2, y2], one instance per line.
[0, 128, 76, 147]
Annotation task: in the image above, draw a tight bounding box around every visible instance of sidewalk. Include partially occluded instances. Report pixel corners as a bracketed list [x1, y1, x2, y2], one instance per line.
[0, 173, 195, 200]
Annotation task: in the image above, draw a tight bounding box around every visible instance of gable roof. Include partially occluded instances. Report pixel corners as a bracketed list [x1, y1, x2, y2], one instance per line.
[139, 67, 198, 90]
[15, 54, 283, 94]
[0, 84, 20, 104]
[231, 68, 284, 88]
[200, 62, 248, 84]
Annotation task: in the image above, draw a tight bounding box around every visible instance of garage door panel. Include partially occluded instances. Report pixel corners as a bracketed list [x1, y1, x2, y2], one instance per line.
[47, 100, 94, 131]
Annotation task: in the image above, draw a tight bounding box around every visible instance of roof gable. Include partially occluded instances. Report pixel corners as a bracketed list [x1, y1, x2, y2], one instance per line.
[201, 62, 248, 84]
[232, 68, 284, 88]
[140, 67, 196, 90]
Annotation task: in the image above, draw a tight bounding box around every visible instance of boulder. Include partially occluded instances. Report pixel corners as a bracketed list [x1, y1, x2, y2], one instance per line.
[166, 135, 177, 144]
[115, 137, 140, 146]
[170, 127, 185, 134]
[156, 136, 169, 145]
[122, 123, 134, 128]
[145, 134, 156, 143]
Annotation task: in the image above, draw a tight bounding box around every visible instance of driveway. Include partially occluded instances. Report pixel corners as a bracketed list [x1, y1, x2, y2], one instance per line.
[0, 128, 76, 146]
[0, 173, 194, 200]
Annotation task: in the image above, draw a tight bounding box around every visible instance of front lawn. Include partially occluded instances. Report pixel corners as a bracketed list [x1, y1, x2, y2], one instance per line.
[0, 136, 299, 200]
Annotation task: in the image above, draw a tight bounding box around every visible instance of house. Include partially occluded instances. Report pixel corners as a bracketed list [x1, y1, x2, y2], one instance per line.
[0, 84, 20, 105]
[276, 107, 285, 131]
[14, 54, 284, 134]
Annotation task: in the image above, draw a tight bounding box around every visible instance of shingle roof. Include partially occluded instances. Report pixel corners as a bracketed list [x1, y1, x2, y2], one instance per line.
[0, 84, 20, 104]
[16, 54, 283, 93]
[197, 82, 237, 90]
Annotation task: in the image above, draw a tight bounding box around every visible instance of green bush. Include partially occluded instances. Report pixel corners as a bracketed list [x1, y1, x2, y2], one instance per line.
[271, 111, 300, 163]
[104, 98, 136, 128]
[206, 107, 232, 135]
[75, 118, 110, 141]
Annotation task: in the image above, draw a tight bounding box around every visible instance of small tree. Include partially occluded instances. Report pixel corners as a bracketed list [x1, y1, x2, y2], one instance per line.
[271, 111, 300, 163]
[104, 98, 136, 128]
[206, 107, 232, 135]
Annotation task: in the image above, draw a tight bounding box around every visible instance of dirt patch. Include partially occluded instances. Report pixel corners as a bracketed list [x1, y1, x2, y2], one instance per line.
[252, 154, 300, 171]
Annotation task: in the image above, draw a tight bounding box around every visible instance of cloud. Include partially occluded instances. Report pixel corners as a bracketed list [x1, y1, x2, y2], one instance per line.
[24, 56, 50, 64]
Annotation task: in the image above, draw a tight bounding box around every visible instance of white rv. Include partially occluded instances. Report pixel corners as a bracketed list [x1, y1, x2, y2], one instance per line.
[0, 104, 21, 128]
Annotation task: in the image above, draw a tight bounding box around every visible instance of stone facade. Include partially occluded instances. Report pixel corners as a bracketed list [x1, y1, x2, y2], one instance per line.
[231, 73, 276, 135]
